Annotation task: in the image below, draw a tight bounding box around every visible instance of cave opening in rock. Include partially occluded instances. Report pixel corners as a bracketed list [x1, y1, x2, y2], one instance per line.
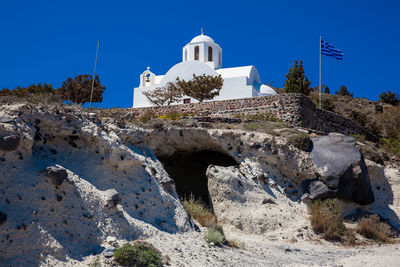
[158, 150, 237, 208]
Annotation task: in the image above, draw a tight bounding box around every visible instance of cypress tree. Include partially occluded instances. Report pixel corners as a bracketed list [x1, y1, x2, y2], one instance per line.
[284, 60, 311, 95]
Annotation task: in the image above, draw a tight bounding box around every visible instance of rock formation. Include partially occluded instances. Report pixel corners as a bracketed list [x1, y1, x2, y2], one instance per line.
[0, 103, 398, 266]
[306, 133, 375, 205]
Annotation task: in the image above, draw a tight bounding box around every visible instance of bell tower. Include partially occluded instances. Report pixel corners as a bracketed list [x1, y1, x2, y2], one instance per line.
[182, 30, 222, 69]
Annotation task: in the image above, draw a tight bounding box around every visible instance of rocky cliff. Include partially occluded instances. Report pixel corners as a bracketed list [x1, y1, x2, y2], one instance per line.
[0, 103, 399, 266]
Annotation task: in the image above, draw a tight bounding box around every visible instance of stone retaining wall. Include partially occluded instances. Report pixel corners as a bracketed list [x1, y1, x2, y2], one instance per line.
[99, 94, 375, 140]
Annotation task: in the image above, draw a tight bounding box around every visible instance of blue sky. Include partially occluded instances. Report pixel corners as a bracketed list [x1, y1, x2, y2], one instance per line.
[1, 0, 399, 108]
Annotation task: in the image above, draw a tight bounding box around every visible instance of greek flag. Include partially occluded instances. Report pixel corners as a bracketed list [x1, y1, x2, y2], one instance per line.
[321, 39, 343, 60]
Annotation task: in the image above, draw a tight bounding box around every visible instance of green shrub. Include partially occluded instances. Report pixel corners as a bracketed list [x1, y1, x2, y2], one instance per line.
[380, 130, 400, 155]
[321, 98, 335, 112]
[243, 122, 261, 131]
[138, 111, 155, 123]
[205, 226, 225, 246]
[183, 196, 217, 227]
[357, 215, 393, 242]
[309, 199, 346, 241]
[351, 134, 366, 143]
[348, 110, 367, 127]
[113, 242, 162, 267]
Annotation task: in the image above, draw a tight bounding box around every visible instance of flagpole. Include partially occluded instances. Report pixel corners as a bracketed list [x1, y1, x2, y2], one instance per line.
[89, 40, 100, 108]
[319, 36, 322, 108]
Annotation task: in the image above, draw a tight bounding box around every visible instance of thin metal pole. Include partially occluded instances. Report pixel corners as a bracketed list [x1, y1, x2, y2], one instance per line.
[319, 36, 322, 108]
[89, 40, 100, 108]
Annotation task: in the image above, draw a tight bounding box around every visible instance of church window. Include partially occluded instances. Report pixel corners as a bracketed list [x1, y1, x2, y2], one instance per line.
[208, 46, 213, 61]
[219, 51, 221, 65]
[184, 49, 187, 61]
[183, 98, 191, 104]
[194, 46, 199, 60]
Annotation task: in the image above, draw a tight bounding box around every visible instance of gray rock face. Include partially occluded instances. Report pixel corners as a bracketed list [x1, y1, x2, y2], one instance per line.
[309, 133, 374, 205]
[44, 166, 68, 185]
[105, 189, 121, 207]
[0, 134, 20, 151]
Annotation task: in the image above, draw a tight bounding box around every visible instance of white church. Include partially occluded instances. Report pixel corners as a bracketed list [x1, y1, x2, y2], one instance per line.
[133, 30, 276, 107]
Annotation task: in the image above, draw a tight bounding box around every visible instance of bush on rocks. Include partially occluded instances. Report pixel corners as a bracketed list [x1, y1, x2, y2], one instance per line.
[183, 196, 217, 227]
[357, 215, 393, 242]
[309, 199, 346, 241]
[138, 111, 155, 123]
[113, 241, 162, 267]
[204, 226, 225, 246]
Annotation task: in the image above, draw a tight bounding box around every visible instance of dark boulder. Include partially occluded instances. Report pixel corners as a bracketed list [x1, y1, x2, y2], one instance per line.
[0, 134, 20, 151]
[44, 166, 68, 185]
[309, 133, 374, 205]
[0, 211, 7, 225]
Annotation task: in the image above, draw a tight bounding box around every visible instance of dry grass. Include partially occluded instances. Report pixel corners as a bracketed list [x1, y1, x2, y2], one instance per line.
[357, 215, 393, 242]
[183, 196, 217, 227]
[228, 238, 245, 249]
[344, 229, 357, 246]
[309, 199, 346, 241]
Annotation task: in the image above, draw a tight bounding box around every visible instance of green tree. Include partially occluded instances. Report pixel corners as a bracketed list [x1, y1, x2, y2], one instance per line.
[324, 86, 330, 94]
[335, 85, 353, 98]
[60, 75, 105, 105]
[379, 91, 399, 106]
[143, 82, 183, 106]
[284, 60, 311, 95]
[176, 74, 223, 102]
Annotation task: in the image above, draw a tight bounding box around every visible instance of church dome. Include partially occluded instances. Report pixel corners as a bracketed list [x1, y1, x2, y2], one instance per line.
[190, 34, 215, 44]
[159, 61, 218, 86]
[260, 84, 277, 95]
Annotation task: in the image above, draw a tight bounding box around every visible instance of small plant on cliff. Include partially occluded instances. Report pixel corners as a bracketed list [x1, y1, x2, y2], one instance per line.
[357, 215, 393, 242]
[183, 195, 217, 227]
[137, 111, 156, 123]
[322, 98, 335, 112]
[175, 74, 223, 102]
[114, 241, 162, 267]
[284, 60, 311, 96]
[205, 225, 225, 246]
[380, 130, 400, 155]
[157, 111, 182, 120]
[309, 199, 346, 241]
[348, 110, 367, 127]
[143, 82, 183, 106]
